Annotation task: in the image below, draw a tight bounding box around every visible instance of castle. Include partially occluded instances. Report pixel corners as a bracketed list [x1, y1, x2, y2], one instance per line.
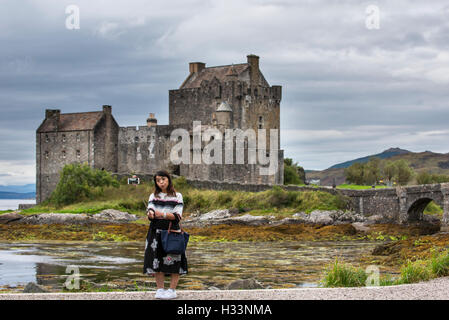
[36, 54, 284, 203]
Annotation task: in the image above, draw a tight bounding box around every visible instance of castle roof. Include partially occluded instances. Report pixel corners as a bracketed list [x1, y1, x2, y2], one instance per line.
[216, 101, 232, 112]
[37, 111, 104, 132]
[180, 63, 268, 89]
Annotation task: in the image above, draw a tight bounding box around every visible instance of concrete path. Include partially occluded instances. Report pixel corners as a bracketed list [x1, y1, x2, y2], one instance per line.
[1, 277, 449, 300]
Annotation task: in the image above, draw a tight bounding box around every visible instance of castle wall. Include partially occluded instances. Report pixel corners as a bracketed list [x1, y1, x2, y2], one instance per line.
[117, 125, 181, 175]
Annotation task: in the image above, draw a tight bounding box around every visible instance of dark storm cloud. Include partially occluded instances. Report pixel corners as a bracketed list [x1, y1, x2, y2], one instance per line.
[1, 0, 448, 183]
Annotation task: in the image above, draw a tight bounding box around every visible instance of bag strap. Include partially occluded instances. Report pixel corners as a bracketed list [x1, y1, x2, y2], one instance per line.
[167, 214, 187, 234]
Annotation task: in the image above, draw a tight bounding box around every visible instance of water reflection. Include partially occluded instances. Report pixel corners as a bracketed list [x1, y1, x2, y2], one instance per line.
[0, 240, 396, 292]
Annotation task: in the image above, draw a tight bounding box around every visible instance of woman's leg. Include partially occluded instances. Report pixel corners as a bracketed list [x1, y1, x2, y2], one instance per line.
[169, 273, 180, 289]
[155, 272, 165, 289]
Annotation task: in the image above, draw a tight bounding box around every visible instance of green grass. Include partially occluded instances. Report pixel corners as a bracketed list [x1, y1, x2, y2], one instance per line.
[321, 258, 367, 287]
[321, 248, 449, 287]
[424, 201, 443, 215]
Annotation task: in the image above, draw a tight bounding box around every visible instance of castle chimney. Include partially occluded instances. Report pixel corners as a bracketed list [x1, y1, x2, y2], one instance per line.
[102, 105, 112, 114]
[45, 109, 60, 131]
[147, 113, 157, 127]
[247, 54, 259, 87]
[189, 62, 206, 74]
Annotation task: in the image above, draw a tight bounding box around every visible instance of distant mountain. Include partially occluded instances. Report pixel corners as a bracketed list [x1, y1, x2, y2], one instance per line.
[306, 148, 449, 186]
[0, 191, 36, 200]
[328, 148, 411, 169]
[0, 184, 35, 194]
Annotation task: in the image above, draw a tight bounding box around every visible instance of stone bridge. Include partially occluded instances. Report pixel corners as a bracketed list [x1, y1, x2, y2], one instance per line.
[339, 183, 449, 230]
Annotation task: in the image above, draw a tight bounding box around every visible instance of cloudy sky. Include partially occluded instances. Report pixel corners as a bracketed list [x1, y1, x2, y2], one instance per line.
[1, 0, 449, 185]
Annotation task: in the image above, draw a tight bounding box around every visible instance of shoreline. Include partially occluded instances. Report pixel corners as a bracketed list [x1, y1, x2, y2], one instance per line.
[1, 276, 449, 300]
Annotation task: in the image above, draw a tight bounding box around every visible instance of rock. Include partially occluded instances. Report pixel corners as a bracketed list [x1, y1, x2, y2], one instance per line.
[0, 212, 23, 224]
[423, 214, 441, 224]
[92, 209, 138, 223]
[269, 218, 307, 226]
[292, 212, 308, 221]
[226, 214, 273, 226]
[17, 210, 138, 225]
[307, 210, 334, 225]
[23, 282, 49, 293]
[198, 209, 231, 221]
[225, 278, 264, 290]
[208, 286, 220, 290]
[352, 222, 371, 232]
[330, 210, 366, 223]
[365, 215, 387, 225]
[21, 213, 91, 225]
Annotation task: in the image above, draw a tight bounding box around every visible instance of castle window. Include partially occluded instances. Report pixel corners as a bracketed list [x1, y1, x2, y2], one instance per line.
[76, 150, 80, 158]
[258, 116, 264, 129]
[76, 133, 80, 142]
[247, 88, 251, 95]
[45, 135, 49, 143]
[62, 134, 66, 142]
[62, 150, 66, 159]
[45, 151, 49, 159]
[135, 137, 139, 142]
[46, 176, 50, 182]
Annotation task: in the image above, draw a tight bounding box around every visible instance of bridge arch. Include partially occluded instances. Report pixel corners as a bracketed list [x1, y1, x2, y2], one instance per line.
[406, 196, 444, 222]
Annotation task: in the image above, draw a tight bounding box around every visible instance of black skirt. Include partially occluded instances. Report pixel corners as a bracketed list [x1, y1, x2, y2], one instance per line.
[142, 218, 188, 276]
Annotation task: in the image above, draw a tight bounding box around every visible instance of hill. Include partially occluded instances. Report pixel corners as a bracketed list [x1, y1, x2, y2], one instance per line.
[329, 148, 411, 169]
[306, 148, 449, 186]
[0, 184, 35, 194]
[0, 191, 36, 200]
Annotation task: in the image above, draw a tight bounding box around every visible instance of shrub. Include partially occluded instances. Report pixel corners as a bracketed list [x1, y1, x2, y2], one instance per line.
[48, 163, 119, 207]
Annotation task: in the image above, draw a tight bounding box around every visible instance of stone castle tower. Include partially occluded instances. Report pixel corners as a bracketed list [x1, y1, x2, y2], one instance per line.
[36, 54, 284, 203]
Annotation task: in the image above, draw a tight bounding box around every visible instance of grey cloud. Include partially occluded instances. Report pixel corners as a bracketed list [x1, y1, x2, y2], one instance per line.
[1, 0, 449, 184]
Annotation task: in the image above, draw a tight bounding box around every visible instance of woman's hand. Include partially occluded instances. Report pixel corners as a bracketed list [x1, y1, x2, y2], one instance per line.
[147, 209, 155, 220]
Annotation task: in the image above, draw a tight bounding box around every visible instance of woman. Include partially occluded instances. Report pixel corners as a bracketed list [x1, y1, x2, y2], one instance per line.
[142, 170, 187, 299]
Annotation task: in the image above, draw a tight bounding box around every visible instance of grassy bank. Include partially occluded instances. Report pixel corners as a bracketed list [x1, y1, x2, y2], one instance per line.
[15, 177, 350, 218]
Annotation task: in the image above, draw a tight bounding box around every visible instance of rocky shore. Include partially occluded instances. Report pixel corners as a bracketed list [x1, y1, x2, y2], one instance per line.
[0, 209, 139, 225]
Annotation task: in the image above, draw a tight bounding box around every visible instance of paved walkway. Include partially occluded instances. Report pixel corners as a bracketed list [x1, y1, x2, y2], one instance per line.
[1, 277, 449, 300]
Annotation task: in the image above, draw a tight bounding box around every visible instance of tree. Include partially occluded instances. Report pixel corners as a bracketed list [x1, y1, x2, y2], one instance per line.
[365, 158, 381, 185]
[383, 160, 396, 183]
[416, 171, 432, 185]
[344, 162, 365, 185]
[49, 163, 119, 207]
[394, 160, 414, 186]
[284, 158, 305, 185]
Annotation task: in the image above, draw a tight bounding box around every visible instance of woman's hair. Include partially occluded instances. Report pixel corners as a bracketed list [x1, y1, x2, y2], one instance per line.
[153, 170, 176, 197]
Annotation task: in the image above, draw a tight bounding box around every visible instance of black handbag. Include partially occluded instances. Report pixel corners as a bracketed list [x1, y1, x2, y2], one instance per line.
[160, 221, 189, 254]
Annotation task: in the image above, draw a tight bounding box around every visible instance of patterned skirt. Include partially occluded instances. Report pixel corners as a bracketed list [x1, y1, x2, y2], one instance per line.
[142, 226, 188, 276]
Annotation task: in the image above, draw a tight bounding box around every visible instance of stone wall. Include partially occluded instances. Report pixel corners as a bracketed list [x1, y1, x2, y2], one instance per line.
[36, 130, 93, 203]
